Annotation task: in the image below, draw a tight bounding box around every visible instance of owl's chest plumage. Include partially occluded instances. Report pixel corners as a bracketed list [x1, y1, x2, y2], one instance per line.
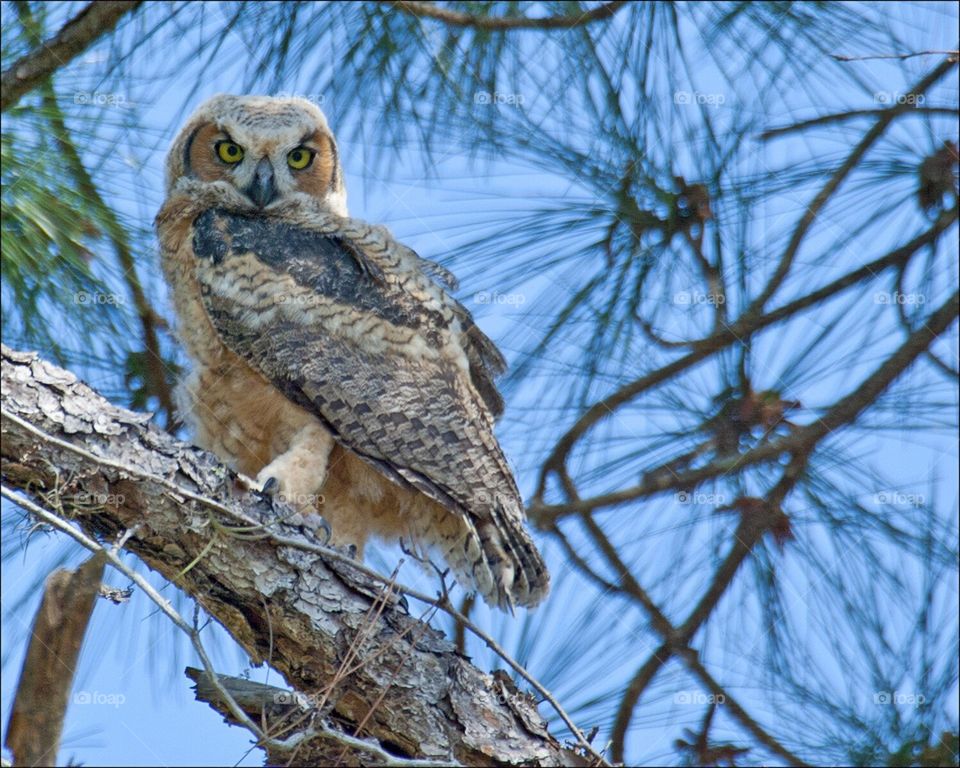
[158, 206, 315, 474]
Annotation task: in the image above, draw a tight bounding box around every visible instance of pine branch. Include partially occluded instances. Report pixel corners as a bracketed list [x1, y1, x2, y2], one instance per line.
[378, 1, 628, 30]
[1, 1, 142, 112]
[746, 56, 957, 314]
[532, 206, 958, 517]
[39, 83, 178, 430]
[831, 50, 959, 62]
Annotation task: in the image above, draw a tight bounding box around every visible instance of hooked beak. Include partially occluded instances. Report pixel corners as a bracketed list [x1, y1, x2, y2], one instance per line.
[245, 157, 276, 208]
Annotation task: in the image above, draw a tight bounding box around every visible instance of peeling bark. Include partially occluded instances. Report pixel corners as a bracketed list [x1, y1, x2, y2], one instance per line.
[0, 344, 586, 766]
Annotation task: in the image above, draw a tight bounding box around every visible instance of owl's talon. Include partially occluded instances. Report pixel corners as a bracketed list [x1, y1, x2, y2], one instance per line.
[260, 476, 279, 496]
[302, 513, 332, 545]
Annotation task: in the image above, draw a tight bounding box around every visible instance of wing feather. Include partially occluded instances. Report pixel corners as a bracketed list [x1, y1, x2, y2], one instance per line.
[191, 207, 547, 605]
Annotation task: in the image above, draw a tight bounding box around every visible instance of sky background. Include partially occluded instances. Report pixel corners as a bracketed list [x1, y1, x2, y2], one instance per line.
[1, 1, 958, 765]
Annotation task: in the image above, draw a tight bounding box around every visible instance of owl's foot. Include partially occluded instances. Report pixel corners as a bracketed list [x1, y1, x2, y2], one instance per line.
[257, 475, 332, 545]
[234, 472, 264, 493]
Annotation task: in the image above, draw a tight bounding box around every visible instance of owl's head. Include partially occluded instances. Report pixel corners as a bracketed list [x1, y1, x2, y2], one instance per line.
[165, 94, 347, 216]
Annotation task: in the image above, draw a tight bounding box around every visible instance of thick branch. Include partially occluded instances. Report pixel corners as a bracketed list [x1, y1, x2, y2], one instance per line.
[1, 1, 142, 112]
[5, 553, 105, 766]
[0, 345, 586, 767]
[380, 0, 628, 30]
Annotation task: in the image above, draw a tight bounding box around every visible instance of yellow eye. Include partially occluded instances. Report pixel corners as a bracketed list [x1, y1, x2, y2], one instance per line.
[287, 147, 314, 170]
[216, 141, 244, 164]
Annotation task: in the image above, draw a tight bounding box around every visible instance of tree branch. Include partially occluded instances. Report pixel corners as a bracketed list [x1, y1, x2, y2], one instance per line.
[4, 552, 105, 766]
[533, 207, 957, 514]
[379, 1, 628, 30]
[552, 478, 807, 766]
[534, 288, 959, 520]
[745, 56, 957, 313]
[760, 106, 960, 141]
[0, 344, 595, 767]
[1, 1, 142, 112]
[831, 50, 959, 62]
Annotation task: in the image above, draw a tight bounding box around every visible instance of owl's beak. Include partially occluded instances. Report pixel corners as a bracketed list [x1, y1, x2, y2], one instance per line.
[246, 158, 277, 208]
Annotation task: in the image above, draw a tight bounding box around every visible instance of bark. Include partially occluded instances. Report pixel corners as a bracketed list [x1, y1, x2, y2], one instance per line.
[5, 552, 106, 767]
[0, 344, 586, 767]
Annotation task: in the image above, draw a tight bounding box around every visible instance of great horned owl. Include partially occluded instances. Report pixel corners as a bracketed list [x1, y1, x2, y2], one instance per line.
[156, 94, 549, 610]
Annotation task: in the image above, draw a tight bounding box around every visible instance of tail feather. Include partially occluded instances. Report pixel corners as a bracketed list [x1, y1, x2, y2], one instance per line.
[410, 498, 550, 610]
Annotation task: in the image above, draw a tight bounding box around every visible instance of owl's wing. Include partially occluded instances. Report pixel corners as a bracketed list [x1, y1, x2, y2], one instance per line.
[190, 208, 547, 606]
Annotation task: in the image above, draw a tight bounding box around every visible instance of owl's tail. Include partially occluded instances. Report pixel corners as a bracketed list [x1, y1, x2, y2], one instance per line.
[476, 513, 550, 611]
[404, 491, 549, 611]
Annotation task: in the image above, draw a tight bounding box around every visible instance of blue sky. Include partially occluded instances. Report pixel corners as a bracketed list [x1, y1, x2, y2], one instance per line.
[2, 2, 958, 765]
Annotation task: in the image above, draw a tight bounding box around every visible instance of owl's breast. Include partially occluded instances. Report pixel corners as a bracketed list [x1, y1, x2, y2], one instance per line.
[157, 204, 235, 368]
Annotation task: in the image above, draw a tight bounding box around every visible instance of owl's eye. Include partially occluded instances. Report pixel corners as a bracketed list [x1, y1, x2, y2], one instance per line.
[215, 141, 244, 164]
[287, 147, 315, 170]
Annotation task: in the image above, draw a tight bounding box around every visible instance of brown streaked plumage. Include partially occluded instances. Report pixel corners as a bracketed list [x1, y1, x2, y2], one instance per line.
[156, 94, 549, 609]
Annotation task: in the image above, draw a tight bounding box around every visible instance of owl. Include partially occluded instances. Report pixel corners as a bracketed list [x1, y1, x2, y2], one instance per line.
[155, 94, 549, 610]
